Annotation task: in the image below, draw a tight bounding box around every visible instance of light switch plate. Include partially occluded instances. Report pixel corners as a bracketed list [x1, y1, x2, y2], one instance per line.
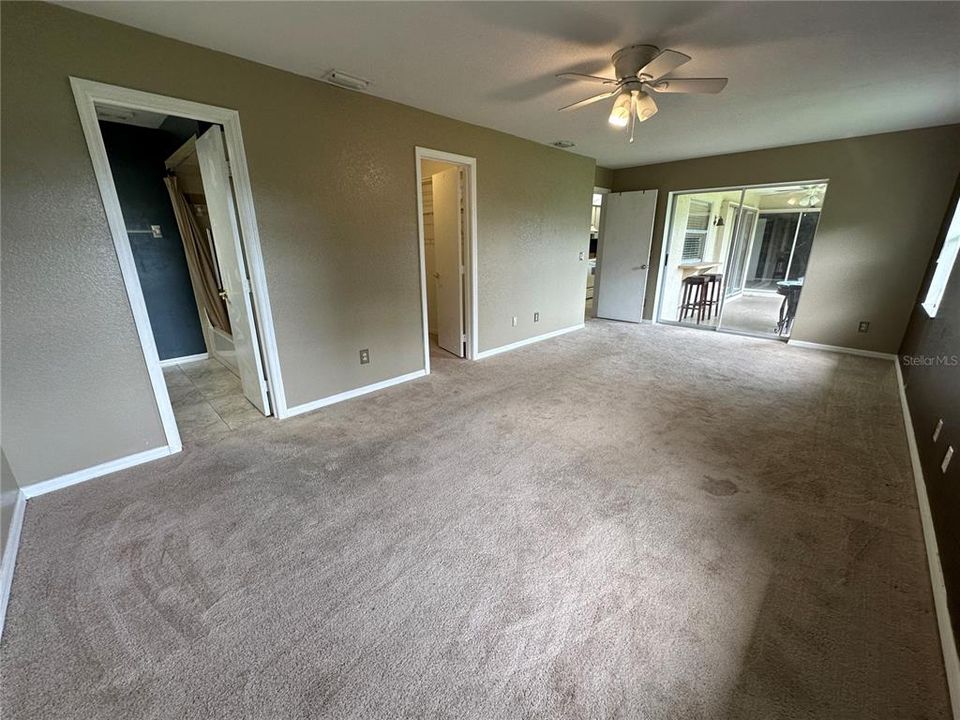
[150, 225, 162, 238]
[942, 446, 954, 474]
[933, 418, 944, 442]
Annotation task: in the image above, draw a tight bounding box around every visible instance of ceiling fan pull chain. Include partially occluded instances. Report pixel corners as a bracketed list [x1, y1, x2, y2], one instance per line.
[629, 92, 638, 143]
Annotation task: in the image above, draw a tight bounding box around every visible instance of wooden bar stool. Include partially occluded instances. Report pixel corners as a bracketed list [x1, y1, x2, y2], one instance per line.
[700, 273, 724, 320]
[679, 275, 708, 323]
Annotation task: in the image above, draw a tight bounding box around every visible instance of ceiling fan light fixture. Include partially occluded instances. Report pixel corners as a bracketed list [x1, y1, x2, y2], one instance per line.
[635, 91, 658, 121]
[608, 94, 631, 127]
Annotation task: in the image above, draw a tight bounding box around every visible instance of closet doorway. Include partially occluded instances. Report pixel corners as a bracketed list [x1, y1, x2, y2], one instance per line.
[73, 79, 285, 451]
[415, 148, 478, 368]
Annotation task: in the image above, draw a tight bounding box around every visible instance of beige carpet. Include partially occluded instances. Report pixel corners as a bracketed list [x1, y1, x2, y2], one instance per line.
[1, 320, 949, 719]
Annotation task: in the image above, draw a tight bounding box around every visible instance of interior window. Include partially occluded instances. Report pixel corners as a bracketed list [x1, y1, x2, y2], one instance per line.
[682, 199, 711, 262]
[921, 196, 960, 318]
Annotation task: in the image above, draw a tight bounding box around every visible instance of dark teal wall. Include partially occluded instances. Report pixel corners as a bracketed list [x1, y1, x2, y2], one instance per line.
[100, 120, 206, 360]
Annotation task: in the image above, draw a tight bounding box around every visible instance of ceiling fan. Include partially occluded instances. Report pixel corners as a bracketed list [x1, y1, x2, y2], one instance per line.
[557, 44, 727, 142]
[771, 185, 826, 207]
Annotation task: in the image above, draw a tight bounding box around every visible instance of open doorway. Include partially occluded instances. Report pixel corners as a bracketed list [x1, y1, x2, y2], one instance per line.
[415, 148, 478, 366]
[585, 188, 609, 318]
[98, 113, 270, 444]
[654, 181, 828, 340]
[73, 79, 284, 452]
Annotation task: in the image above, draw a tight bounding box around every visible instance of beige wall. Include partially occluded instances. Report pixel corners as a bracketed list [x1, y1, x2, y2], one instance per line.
[0, 3, 594, 486]
[595, 166, 614, 189]
[611, 125, 960, 352]
[1, 451, 22, 560]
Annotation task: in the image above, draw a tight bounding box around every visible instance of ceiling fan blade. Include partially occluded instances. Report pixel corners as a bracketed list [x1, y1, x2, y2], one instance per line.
[558, 89, 619, 112]
[556, 72, 618, 85]
[647, 78, 728, 94]
[638, 49, 691, 81]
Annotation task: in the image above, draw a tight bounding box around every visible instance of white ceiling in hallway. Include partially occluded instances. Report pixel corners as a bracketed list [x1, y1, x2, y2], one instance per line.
[62, 1, 960, 168]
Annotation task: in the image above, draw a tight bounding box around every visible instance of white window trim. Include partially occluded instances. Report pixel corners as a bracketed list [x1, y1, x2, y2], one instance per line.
[681, 198, 712, 263]
[921, 198, 960, 319]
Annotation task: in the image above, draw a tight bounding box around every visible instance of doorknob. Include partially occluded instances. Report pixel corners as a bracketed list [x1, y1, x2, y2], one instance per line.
[640, 264, 648, 269]
[432, 272, 440, 279]
[219, 290, 228, 300]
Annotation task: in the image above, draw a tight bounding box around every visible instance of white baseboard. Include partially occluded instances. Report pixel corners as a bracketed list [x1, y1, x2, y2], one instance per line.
[788, 339, 897, 360]
[896, 361, 960, 718]
[0, 490, 27, 639]
[21, 445, 176, 499]
[476, 323, 584, 360]
[158, 352, 209, 368]
[282, 369, 428, 419]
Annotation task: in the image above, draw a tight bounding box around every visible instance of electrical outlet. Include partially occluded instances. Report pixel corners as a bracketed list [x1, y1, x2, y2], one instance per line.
[858, 321, 870, 333]
[942, 446, 954, 474]
[534, 312, 540, 323]
[578, 251, 585, 261]
[512, 316, 517, 327]
[359, 348, 370, 365]
[933, 418, 944, 442]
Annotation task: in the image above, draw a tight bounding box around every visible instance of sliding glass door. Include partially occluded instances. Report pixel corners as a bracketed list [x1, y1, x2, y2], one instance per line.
[656, 181, 828, 340]
[725, 204, 758, 298]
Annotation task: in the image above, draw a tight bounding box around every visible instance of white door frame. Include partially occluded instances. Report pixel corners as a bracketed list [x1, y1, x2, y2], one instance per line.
[71, 77, 289, 454]
[720, 200, 760, 301]
[414, 147, 479, 370]
[651, 178, 830, 329]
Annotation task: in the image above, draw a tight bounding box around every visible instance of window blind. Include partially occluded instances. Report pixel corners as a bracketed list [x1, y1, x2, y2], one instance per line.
[682, 200, 711, 262]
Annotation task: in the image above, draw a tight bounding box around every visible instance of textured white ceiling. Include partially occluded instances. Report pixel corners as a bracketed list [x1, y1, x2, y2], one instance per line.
[63, 1, 960, 168]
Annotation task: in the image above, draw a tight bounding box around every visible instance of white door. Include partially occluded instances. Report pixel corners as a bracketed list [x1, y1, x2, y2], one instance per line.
[595, 189, 658, 323]
[195, 127, 270, 414]
[432, 167, 465, 357]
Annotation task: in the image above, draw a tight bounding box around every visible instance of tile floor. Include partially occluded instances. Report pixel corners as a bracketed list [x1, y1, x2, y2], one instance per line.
[675, 292, 786, 336]
[162, 358, 267, 443]
[718, 292, 788, 335]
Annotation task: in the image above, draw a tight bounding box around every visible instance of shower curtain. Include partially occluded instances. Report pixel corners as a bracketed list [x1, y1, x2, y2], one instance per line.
[163, 175, 231, 335]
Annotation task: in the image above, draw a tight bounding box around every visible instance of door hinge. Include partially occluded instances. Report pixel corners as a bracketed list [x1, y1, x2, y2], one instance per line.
[459, 264, 465, 274]
[461, 333, 467, 343]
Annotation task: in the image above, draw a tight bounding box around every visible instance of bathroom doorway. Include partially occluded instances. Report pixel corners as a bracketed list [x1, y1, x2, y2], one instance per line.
[73, 78, 285, 453]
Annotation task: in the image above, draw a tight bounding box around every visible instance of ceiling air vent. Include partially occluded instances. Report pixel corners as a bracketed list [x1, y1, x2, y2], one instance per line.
[322, 69, 371, 91]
